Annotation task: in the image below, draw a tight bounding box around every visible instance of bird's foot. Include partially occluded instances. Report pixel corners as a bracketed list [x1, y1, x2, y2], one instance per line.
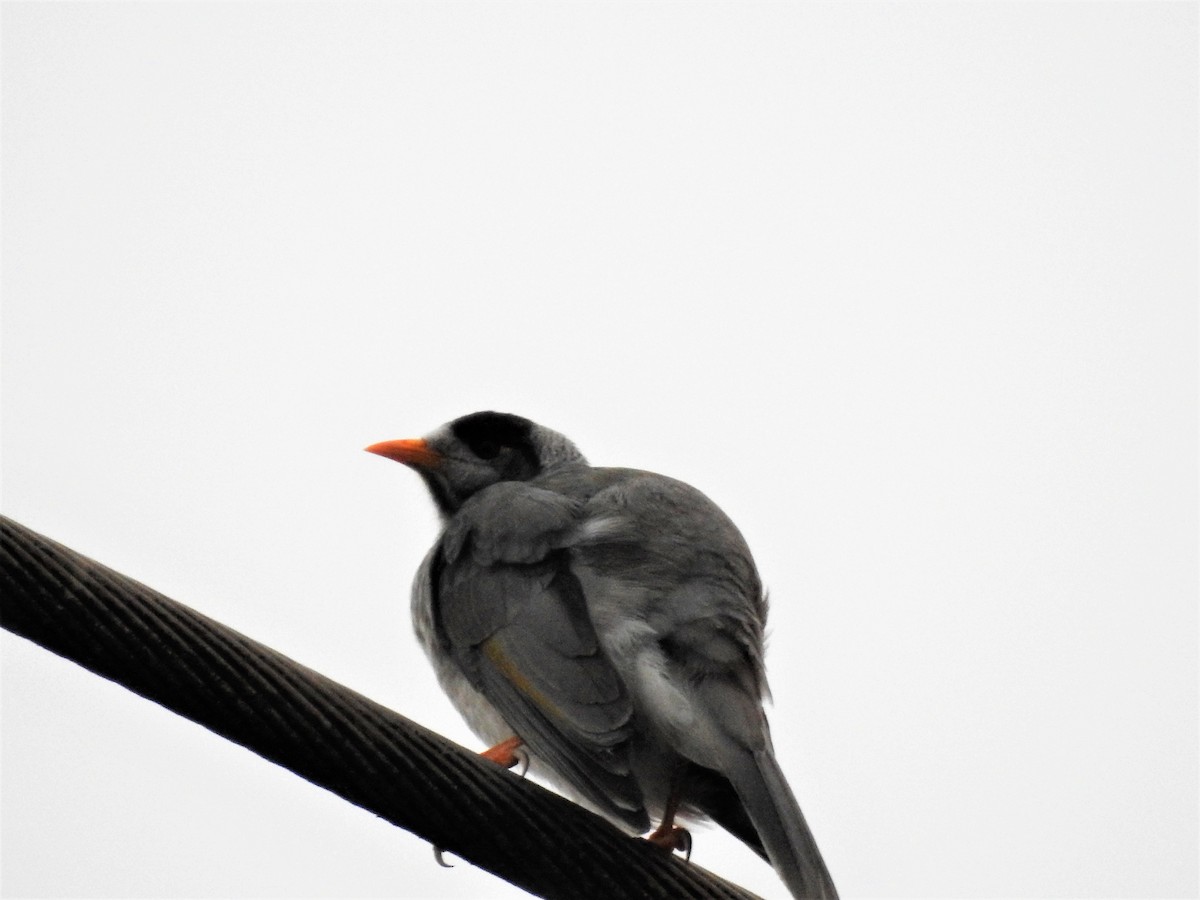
[646, 823, 692, 860]
[431, 737, 528, 867]
[481, 736, 527, 776]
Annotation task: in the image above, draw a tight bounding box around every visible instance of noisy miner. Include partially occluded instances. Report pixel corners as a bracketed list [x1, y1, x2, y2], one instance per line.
[367, 411, 836, 899]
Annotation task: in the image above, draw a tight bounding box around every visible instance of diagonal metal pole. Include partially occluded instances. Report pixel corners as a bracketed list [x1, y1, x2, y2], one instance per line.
[0, 515, 761, 900]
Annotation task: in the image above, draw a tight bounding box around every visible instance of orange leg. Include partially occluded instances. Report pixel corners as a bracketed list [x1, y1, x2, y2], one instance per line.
[481, 735, 524, 769]
[646, 771, 692, 859]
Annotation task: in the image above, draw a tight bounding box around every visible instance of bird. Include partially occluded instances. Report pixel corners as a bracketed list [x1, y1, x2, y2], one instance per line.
[366, 411, 837, 899]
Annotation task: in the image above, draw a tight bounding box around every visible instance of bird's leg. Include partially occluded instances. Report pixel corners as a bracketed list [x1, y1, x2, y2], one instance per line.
[646, 770, 692, 860]
[481, 735, 525, 773]
[432, 736, 531, 867]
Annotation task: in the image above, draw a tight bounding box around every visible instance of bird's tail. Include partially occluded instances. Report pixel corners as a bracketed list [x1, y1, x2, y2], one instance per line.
[725, 746, 838, 899]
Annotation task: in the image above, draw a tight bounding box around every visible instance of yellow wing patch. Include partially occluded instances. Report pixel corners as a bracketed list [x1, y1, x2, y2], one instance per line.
[481, 636, 563, 720]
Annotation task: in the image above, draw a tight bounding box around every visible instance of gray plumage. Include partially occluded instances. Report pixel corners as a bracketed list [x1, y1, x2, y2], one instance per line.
[371, 411, 837, 899]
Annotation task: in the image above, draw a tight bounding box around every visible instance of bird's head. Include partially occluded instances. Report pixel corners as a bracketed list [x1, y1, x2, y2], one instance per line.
[366, 411, 586, 516]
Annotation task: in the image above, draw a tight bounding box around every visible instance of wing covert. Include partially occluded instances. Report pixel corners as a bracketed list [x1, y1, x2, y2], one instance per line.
[430, 485, 648, 831]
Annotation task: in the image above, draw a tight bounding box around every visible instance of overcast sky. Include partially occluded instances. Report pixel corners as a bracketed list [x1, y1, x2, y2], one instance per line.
[2, 3, 1196, 898]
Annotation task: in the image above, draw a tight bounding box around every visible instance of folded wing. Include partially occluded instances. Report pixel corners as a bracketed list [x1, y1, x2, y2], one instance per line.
[429, 482, 648, 831]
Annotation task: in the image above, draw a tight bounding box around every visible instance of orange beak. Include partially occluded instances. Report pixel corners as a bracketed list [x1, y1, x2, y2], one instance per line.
[364, 438, 443, 469]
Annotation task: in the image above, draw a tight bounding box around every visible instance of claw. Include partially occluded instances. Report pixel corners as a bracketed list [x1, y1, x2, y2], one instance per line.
[430, 736, 524, 871]
[647, 823, 692, 859]
[481, 735, 524, 769]
[511, 746, 530, 778]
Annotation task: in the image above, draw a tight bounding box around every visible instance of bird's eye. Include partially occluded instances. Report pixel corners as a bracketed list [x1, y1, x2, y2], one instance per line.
[474, 439, 502, 460]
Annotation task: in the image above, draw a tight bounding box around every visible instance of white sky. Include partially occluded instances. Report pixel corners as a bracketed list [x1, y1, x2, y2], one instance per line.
[2, 3, 1196, 898]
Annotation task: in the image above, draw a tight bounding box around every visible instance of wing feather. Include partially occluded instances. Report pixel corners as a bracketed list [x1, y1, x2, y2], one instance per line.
[430, 484, 648, 831]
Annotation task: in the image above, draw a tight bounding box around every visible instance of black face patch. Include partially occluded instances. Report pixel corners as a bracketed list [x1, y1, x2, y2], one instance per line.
[450, 411, 541, 479]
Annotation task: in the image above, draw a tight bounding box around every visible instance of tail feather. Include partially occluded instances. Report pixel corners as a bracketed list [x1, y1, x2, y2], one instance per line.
[724, 748, 838, 899]
[684, 763, 768, 861]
